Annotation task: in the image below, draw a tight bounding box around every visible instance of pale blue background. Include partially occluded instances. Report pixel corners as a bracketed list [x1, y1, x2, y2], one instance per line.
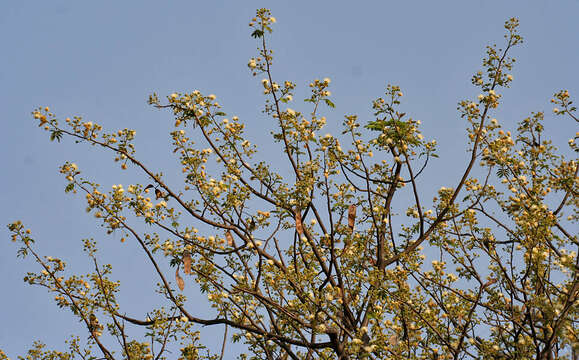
[1, 0, 578, 357]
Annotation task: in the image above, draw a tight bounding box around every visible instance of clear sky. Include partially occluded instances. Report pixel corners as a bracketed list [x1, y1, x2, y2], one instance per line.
[1, 0, 578, 357]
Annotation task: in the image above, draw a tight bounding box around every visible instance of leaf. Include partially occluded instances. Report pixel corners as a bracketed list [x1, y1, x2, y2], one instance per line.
[226, 231, 235, 247]
[324, 99, 335, 108]
[182, 251, 191, 275]
[348, 204, 356, 231]
[65, 183, 75, 193]
[496, 167, 509, 178]
[295, 211, 303, 235]
[251, 29, 264, 38]
[49, 130, 63, 142]
[176, 268, 185, 291]
[364, 119, 388, 131]
[215, 111, 227, 116]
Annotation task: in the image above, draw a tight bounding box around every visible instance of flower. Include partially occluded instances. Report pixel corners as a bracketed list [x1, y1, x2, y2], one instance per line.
[363, 345, 376, 353]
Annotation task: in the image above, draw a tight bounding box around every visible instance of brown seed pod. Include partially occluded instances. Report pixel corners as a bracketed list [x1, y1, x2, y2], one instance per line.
[348, 204, 356, 231]
[175, 268, 185, 291]
[226, 231, 235, 247]
[182, 251, 191, 275]
[295, 211, 303, 235]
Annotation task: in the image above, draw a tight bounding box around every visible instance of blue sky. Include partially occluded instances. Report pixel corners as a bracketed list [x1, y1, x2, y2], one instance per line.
[1, 0, 578, 357]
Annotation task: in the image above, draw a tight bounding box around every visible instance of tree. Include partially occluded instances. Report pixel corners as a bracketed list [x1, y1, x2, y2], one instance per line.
[6, 8, 578, 360]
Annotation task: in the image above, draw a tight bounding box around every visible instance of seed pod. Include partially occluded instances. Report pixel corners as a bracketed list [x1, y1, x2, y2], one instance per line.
[295, 211, 303, 235]
[226, 231, 235, 247]
[182, 251, 191, 275]
[348, 204, 356, 231]
[176, 268, 185, 291]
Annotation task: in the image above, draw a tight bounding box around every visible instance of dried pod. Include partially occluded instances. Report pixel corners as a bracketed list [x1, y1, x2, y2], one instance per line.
[182, 251, 191, 275]
[176, 268, 185, 291]
[388, 334, 398, 346]
[348, 204, 356, 231]
[225, 231, 235, 247]
[295, 211, 303, 235]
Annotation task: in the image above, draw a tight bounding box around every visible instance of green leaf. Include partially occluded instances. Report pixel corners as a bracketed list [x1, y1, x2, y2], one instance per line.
[215, 111, 227, 116]
[365, 120, 387, 131]
[49, 130, 63, 142]
[496, 167, 509, 178]
[169, 257, 180, 267]
[324, 99, 335, 108]
[251, 29, 264, 38]
[65, 183, 75, 193]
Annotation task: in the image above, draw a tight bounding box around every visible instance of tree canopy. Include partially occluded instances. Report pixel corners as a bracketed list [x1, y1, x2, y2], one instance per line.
[5, 8, 578, 360]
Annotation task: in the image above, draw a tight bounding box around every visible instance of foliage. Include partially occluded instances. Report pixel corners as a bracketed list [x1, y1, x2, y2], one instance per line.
[6, 8, 579, 360]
